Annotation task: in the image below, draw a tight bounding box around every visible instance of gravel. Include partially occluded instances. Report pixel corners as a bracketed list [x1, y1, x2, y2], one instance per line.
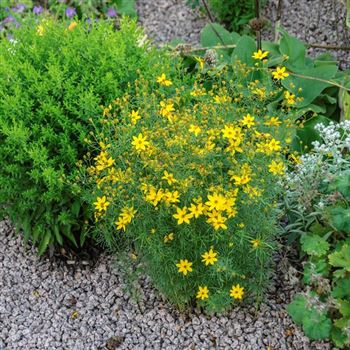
[263, 0, 350, 68]
[0, 220, 336, 350]
[137, 0, 207, 44]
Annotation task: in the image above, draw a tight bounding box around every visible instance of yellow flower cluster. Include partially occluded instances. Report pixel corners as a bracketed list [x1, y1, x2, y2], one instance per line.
[85, 69, 296, 307]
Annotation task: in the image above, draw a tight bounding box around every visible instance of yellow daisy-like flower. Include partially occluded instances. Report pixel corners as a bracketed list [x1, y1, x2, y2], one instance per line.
[173, 207, 192, 225]
[131, 133, 150, 152]
[196, 286, 209, 300]
[176, 259, 193, 275]
[268, 160, 285, 175]
[272, 66, 289, 80]
[201, 248, 218, 266]
[94, 196, 109, 212]
[188, 203, 205, 218]
[230, 284, 244, 300]
[251, 239, 261, 249]
[284, 91, 296, 105]
[241, 114, 255, 128]
[252, 49, 268, 60]
[156, 73, 172, 86]
[189, 124, 201, 136]
[162, 170, 177, 185]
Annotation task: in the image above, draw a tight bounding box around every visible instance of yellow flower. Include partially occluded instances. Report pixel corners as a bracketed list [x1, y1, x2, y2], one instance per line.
[284, 91, 296, 105]
[176, 259, 193, 275]
[251, 239, 261, 249]
[189, 124, 201, 136]
[164, 233, 174, 243]
[205, 192, 226, 211]
[159, 101, 175, 120]
[241, 114, 255, 128]
[94, 196, 109, 212]
[157, 73, 172, 86]
[130, 110, 141, 125]
[115, 215, 129, 231]
[201, 248, 218, 266]
[252, 49, 268, 60]
[173, 207, 192, 225]
[188, 203, 205, 218]
[196, 286, 209, 300]
[131, 133, 150, 152]
[162, 170, 177, 185]
[230, 284, 244, 300]
[206, 211, 228, 230]
[221, 125, 241, 139]
[268, 160, 285, 175]
[264, 117, 281, 127]
[68, 21, 77, 31]
[164, 190, 180, 205]
[145, 187, 164, 207]
[272, 66, 289, 80]
[120, 206, 137, 223]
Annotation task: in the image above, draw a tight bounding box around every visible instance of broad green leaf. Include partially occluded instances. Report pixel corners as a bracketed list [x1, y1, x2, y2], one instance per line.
[287, 295, 308, 325]
[329, 244, 350, 277]
[328, 172, 350, 200]
[329, 207, 350, 234]
[300, 234, 330, 256]
[331, 326, 349, 348]
[338, 300, 350, 318]
[282, 65, 338, 108]
[279, 30, 306, 69]
[291, 115, 330, 153]
[200, 23, 238, 47]
[231, 35, 257, 67]
[332, 277, 350, 298]
[303, 309, 332, 340]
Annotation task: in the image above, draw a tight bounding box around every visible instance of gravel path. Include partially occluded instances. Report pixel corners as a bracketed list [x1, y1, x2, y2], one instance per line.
[0, 220, 335, 350]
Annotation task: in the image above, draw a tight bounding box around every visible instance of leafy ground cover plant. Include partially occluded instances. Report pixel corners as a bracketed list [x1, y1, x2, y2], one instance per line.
[81, 56, 298, 311]
[0, 17, 171, 254]
[284, 121, 350, 348]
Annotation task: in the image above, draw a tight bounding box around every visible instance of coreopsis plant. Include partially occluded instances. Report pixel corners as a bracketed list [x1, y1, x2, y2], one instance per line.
[82, 61, 297, 311]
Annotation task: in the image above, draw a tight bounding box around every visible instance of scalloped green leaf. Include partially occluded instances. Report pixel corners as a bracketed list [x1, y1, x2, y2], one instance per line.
[300, 234, 330, 257]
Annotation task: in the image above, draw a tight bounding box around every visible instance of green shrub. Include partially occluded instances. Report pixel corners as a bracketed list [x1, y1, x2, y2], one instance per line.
[81, 58, 297, 311]
[0, 17, 171, 254]
[284, 121, 350, 348]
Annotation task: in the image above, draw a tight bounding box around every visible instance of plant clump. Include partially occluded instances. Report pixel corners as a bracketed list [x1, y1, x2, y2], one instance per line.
[82, 59, 297, 311]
